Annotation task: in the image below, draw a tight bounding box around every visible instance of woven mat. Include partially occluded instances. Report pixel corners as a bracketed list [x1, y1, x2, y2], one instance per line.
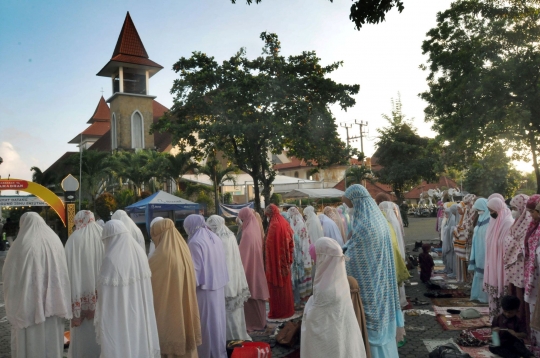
[433, 305, 489, 316]
[431, 297, 489, 307]
[436, 314, 491, 331]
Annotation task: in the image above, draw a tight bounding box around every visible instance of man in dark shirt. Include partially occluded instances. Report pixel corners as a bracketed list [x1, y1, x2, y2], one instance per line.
[489, 295, 534, 358]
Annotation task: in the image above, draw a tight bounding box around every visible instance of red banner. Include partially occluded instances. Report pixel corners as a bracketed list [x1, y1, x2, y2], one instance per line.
[0, 180, 29, 190]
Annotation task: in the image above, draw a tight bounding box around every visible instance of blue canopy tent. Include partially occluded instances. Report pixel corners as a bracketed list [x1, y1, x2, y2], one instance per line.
[125, 191, 200, 234]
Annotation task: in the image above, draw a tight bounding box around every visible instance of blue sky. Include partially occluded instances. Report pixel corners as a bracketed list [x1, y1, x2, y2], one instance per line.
[3, 0, 507, 182]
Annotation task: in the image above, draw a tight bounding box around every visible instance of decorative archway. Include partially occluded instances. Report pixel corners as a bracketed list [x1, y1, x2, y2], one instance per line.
[0, 179, 66, 226]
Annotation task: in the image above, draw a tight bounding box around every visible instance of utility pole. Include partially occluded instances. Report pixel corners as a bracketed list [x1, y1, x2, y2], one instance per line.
[340, 123, 353, 189]
[354, 120, 369, 155]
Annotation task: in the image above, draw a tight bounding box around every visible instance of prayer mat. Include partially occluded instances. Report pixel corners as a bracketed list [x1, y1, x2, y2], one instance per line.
[403, 298, 413, 310]
[436, 314, 491, 331]
[458, 345, 498, 358]
[431, 297, 489, 307]
[433, 305, 490, 316]
[248, 323, 278, 337]
[267, 311, 303, 323]
[438, 289, 469, 298]
[467, 328, 492, 341]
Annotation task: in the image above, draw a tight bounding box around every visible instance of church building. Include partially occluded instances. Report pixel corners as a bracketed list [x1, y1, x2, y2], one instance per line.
[47, 11, 173, 174]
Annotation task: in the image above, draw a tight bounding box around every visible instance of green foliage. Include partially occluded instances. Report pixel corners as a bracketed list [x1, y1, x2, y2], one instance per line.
[375, 96, 439, 200]
[463, 145, 522, 198]
[164, 152, 199, 190]
[153, 32, 359, 211]
[110, 149, 168, 196]
[67, 150, 113, 211]
[114, 189, 136, 209]
[420, 0, 540, 193]
[199, 150, 239, 210]
[345, 165, 375, 187]
[230, 0, 404, 30]
[520, 171, 538, 196]
[183, 181, 213, 198]
[270, 193, 282, 205]
[195, 191, 214, 213]
[223, 192, 233, 204]
[95, 193, 117, 220]
[30, 166, 59, 189]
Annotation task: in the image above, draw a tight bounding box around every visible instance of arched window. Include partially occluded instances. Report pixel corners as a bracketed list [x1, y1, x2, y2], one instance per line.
[294, 171, 299, 178]
[131, 111, 144, 149]
[111, 113, 117, 149]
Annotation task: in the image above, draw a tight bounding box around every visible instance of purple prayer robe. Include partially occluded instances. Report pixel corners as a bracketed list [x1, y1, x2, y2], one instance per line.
[185, 215, 229, 358]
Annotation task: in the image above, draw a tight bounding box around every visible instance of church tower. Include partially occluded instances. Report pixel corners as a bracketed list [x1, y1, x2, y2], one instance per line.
[97, 12, 162, 151]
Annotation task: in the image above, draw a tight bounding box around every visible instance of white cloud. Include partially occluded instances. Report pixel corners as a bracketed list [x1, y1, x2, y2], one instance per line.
[0, 141, 32, 181]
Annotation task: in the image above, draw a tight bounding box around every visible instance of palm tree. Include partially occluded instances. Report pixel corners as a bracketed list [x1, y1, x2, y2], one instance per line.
[164, 152, 199, 192]
[345, 165, 375, 188]
[67, 150, 113, 212]
[30, 166, 58, 189]
[111, 150, 153, 197]
[199, 156, 238, 213]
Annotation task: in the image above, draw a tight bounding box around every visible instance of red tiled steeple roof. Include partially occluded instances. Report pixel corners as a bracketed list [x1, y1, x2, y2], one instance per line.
[68, 122, 111, 144]
[87, 96, 111, 123]
[97, 12, 162, 77]
[112, 12, 148, 59]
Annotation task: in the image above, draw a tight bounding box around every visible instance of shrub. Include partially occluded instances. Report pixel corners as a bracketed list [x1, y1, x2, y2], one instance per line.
[95, 193, 117, 220]
[270, 193, 282, 205]
[223, 192, 233, 204]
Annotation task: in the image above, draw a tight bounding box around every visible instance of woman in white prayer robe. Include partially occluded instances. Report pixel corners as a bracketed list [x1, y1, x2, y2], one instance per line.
[111, 209, 146, 253]
[3, 212, 72, 358]
[301, 237, 367, 358]
[207, 215, 251, 341]
[94, 220, 160, 357]
[65, 210, 104, 358]
[148, 216, 163, 259]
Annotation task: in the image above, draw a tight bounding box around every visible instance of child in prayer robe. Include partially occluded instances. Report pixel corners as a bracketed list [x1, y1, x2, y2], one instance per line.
[418, 243, 434, 283]
[489, 295, 534, 358]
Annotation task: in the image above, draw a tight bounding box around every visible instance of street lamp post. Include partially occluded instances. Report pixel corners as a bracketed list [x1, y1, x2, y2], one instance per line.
[61, 174, 79, 238]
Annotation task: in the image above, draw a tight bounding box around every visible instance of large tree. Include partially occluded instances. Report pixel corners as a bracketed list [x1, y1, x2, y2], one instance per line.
[231, 0, 404, 30]
[375, 96, 439, 200]
[463, 145, 522, 198]
[420, 0, 540, 193]
[153, 32, 359, 211]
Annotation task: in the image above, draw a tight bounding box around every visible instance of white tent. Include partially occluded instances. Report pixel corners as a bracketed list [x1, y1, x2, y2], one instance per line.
[282, 188, 345, 199]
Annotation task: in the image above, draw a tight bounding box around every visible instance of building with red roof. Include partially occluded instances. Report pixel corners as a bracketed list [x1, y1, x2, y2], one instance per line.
[44, 12, 175, 180]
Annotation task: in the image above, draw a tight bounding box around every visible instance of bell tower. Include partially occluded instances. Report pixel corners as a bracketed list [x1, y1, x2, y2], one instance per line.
[97, 12, 162, 151]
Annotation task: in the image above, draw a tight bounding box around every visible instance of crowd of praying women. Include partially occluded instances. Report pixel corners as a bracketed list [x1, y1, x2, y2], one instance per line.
[437, 192, 540, 354]
[3, 184, 419, 358]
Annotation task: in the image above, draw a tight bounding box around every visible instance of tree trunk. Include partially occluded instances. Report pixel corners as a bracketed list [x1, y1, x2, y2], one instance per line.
[253, 177, 262, 213]
[528, 131, 540, 194]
